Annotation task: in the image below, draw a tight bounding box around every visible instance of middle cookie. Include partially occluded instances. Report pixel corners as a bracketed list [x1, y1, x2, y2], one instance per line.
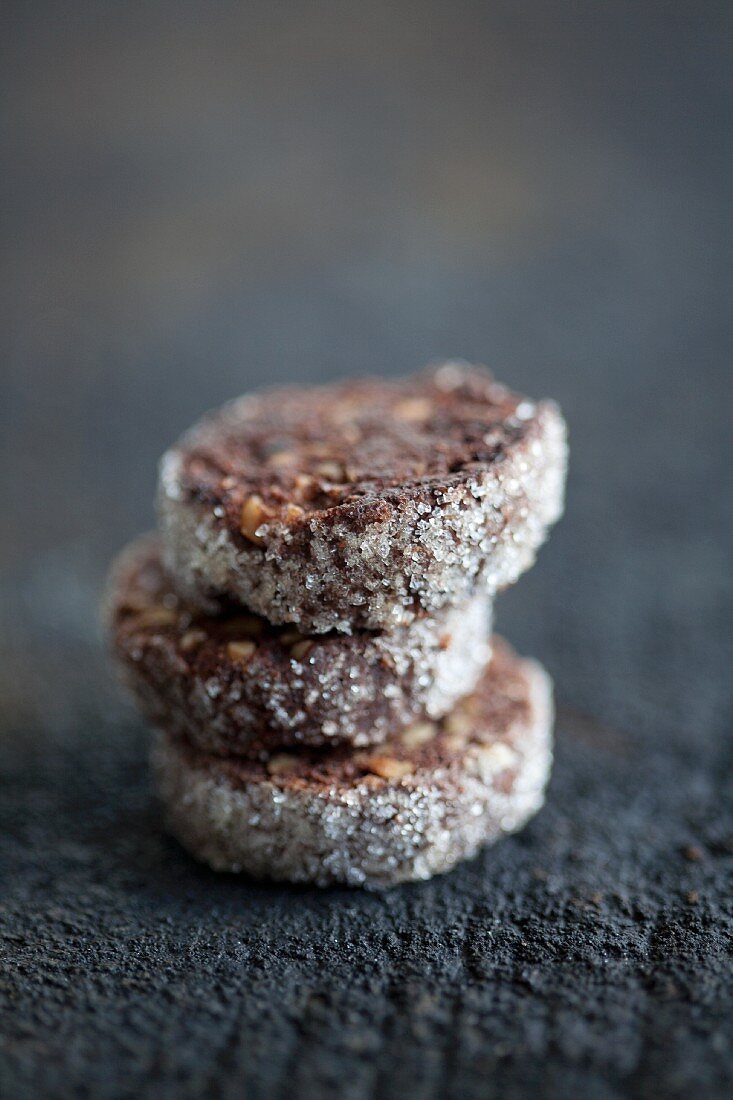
[107, 536, 492, 755]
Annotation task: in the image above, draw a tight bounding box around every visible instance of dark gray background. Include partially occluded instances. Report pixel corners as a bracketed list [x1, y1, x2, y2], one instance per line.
[1, 3, 732, 1097]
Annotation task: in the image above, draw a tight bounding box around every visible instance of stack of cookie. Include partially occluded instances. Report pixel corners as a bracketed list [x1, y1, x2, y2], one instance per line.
[106, 362, 567, 887]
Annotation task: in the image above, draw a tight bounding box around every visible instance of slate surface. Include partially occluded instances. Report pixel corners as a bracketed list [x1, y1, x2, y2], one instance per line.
[1, 3, 732, 1097]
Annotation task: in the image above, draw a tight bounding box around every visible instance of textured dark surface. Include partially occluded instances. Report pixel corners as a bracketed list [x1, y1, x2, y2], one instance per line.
[1, 2, 732, 1098]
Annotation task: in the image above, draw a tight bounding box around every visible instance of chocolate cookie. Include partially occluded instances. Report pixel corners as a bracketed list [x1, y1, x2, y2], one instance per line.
[152, 638, 553, 888]
[106, 535, 493, 753]
[157, 362, 567, 633]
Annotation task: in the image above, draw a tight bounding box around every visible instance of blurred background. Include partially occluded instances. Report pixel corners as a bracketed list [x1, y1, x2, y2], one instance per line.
[3, 0, 730, 740]
[2, 4, 733, 1096]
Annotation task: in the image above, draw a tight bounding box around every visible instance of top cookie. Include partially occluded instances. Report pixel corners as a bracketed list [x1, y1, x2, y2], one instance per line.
[158, 362, 567, 633]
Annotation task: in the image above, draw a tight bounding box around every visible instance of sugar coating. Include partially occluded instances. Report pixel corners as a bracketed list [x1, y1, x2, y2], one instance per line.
[157, 364, 568, 633]
[152, 649, 553, 889]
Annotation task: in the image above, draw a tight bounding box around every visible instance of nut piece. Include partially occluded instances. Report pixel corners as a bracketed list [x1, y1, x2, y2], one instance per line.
[290, 639, 314, 661]
[266, 753, 299, 776]
[470, 742, 517, 782]
[240, 494, 272, 544]
[283, 502, 306, 523]
[313, 461, 345, 482]
[394, 396, 432, 421]
[363, 755, 413, 781]
[443, 703, 476, 750]
[179, 629, 207, 652]
[226, 639, 257, 663]
[132, 606, 179, 630]
[401, 721, 437, 748]
[294, 473, 316, 493]
[444, 707, 474, 739]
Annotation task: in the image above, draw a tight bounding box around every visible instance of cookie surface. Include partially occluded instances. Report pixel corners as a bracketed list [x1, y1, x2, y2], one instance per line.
[153, 638, 553, 888]
[106, 536, 492, 753]
[158, 362, 567, 632]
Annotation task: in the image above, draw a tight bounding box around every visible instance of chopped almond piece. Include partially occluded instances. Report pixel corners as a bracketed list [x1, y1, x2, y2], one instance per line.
[401, 721, 436, 748]
[226, 640, 257, 663]
[313, 461, 345, 482]
[363, 756, 413, 780]
[240, 495, 271, 544]
[133, 607, 179, 629]
[180, 629, 207, 652]
[290, 639, 314, 661]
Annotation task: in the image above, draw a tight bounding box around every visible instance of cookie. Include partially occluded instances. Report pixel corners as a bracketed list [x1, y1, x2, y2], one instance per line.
[106, 535, 493, 753]
[152, 638, 553, 888]
[157, 362, 567, 633]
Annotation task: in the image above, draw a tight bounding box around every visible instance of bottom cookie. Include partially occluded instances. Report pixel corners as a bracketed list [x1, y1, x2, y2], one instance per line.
[153, 638, 553, 888]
